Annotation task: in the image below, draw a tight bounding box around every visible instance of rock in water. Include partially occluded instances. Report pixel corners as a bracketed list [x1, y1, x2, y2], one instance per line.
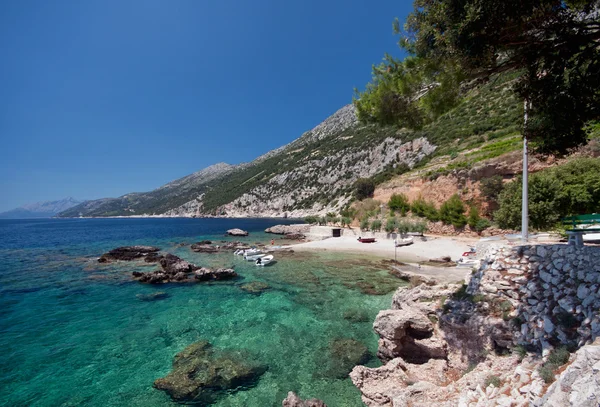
[159, 254, 198, 274]
[265, 224, 310, 235]
[282, 391, 327, 407]
[324, 338, 371, 379]
[190, 243, 219, 253]
[239, 281, 271, 295]
[98, 246, 160, 263]
[136, 292, 169, 301]
[154, 340, 266, 403]
[227, 228, 249, 236]
[194, 267, 238, 281]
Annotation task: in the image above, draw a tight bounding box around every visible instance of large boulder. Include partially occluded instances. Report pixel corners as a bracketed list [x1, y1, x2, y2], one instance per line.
[98, 246, 160, 263]
[194, 267, 238, 281]
[374, 307, 447, 363]
[154, 341, 266, 403]
[282, 392, 327, 407]
[227, 228, 249, 236]
[239, 281, 271, 295]
[159, 254, 198, 274]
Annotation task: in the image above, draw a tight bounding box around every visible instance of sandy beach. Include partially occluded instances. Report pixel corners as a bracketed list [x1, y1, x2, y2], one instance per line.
[288, 235, 479, 283]
[291, 235, 477, 262]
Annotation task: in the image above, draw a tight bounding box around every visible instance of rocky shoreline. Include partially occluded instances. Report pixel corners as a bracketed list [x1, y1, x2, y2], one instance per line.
[349, 243, 600, 407]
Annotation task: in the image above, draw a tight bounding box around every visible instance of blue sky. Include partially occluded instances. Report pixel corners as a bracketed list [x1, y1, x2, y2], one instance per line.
[0, 0, 410, 211]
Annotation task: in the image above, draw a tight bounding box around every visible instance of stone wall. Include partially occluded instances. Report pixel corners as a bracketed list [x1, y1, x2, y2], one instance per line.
[470, 243, 600, 350]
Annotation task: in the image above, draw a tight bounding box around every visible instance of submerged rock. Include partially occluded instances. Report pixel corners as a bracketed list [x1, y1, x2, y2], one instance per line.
[239, 281, 271, 295]
[144, 252, 164, 263]
[282, 391, 327, 407]
[136, 291, 169, 301]
[98, 246, 160, 263]
[324, 338, 371, 379]
[154, 340, 266, 403]
[227, 228, 249, 236]
[343, 308, 371, 323]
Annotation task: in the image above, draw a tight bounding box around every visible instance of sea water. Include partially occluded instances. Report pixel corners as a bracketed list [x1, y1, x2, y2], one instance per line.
[0, 218, 405, 406]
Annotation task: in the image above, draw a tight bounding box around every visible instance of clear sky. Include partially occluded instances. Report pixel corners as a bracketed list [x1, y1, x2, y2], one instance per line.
[0, 0, 410, 212]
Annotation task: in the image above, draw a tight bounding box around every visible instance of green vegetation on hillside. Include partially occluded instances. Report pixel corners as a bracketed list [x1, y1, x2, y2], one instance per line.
[495, 158, 600, 230]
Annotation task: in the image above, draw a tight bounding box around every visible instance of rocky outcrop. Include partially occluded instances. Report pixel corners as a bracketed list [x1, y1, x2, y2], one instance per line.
[190, 243, 219, 253]
[194, 267, 238, 281]
[227, 228, 248, 236]
[351, 243, 600, 407]
[265, 224, 310, 235]
[98, 246, 160, 262]
[154, 340, 266, 403]
[282, 392, 327, 407]
[374, 307, 447, 364]
[159, 254, 198, 274]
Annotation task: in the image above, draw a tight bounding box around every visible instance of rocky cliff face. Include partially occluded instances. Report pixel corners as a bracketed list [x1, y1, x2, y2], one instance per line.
[351, 243, 600, 407]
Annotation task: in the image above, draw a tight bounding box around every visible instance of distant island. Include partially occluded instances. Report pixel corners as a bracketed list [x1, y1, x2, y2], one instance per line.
[0, 197, 81, 219]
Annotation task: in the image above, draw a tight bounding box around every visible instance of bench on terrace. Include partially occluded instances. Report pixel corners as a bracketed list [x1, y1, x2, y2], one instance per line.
[562, 214, 600, 247]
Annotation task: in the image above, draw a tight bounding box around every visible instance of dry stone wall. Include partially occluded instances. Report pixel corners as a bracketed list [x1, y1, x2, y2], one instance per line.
[470, 244, 600, 350]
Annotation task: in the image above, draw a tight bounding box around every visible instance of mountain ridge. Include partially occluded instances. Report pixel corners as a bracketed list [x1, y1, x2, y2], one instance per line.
[0, 197, 81, 219]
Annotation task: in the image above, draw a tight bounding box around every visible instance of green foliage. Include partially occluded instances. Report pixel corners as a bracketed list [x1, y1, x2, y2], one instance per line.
[480, 176, 505, 203]
[385, 217, 397, 233]
[401, 0, 600, 155]
[538, 347, 571, 384]
[304, 215, 319, 225]
[484, 375, 502, 388]
[341, 217, 352, 227]
[318, 216, 328, 226]
[360, 218, 370, 231]
[495, 158, 600, 230]
[410, 196, 439, 221]
[371, 219, 382, 231]
[467, 206, 490, 232]
[397, 219, 428, 234]
[388, 193, 410, 216]
[355, 178, 375, 201]
[439, 194, 467, 228]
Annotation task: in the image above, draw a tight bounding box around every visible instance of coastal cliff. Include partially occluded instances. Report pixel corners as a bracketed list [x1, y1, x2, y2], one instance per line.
[351, 243, 600, 406]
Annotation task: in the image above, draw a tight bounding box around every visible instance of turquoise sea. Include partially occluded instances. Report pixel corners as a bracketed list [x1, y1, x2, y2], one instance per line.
[0, 218, 405, 406]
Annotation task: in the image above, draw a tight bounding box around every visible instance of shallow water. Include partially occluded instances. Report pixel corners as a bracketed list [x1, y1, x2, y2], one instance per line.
[0, 218, 405, 406]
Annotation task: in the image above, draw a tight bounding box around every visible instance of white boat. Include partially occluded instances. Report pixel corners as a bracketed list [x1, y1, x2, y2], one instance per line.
[236, 248, 260, 256]
[395, 237, 414, 247]
[456, 257, 480, 268]
[255, 255, 274, 266]
[244, 253, 266, 261]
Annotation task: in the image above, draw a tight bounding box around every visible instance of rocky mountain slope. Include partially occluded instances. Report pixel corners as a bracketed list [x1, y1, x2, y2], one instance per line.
[0, 197, 81, 219]
[58, 73, 522, 218]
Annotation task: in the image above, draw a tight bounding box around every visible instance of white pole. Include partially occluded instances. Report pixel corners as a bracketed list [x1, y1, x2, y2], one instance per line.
[522, 100, 529, 243]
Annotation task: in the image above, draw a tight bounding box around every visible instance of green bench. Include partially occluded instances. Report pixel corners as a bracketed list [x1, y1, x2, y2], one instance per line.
[562, 214, 600, 247]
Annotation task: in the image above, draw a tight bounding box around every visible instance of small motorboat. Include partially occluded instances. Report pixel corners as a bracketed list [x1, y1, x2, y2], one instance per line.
[456, 257, 480, 268]
[395, 237, 414, 247]
[244, 252, 266, 261]
[236, 248, 259, 256]
[255, 255, 274, 266]
[358, 237, 376, 243]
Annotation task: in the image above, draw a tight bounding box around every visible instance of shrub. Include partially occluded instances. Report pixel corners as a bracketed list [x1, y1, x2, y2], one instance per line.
[439, 194, 467, 228]
[480, 175, 504, 203]
[360, 218, 370, 231]
[467, 206, 491, 232]
[484, 375, 502, 388]
[341, 217, 352, 227]
[494, 158, 600, 230]
[371, 219, 382, 231]
[355, 178, 375, 200]
[385, 217, 397, 232]
[388, 193, 410, 216]
[538, 347, 571, 384]
[318, 216, 327, 226]
[304, 215, 318, 225]
[411, 195, 439, 221]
